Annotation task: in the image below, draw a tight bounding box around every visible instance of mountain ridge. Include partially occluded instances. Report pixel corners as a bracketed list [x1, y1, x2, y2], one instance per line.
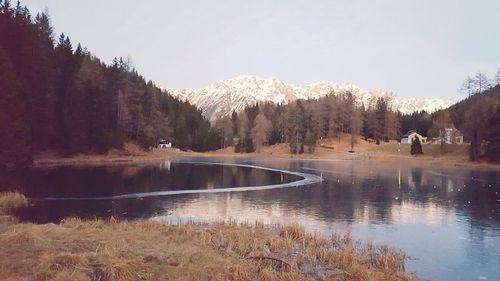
[169, 75, 454, 121]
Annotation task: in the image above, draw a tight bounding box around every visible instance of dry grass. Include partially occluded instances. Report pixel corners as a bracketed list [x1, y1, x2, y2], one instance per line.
[0, 227, 41, 245]
[0, 191, 28, 215]
[365, 141, 469, 158]
[212, 134, 471, 163]
[108, 141, 148, 157]
[0, 215, 416, 281]
[280, 223, 307, 242]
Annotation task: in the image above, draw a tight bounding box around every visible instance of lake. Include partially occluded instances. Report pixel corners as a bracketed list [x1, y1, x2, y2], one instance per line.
[2, 156, 500, 281]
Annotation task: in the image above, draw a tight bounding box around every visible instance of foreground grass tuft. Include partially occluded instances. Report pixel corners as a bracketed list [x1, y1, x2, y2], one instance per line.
[0, 191, 28, 214]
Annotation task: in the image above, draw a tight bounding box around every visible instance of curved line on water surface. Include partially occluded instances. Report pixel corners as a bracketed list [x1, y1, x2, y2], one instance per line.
[32, 162, 323, 201]
[426, 170, 500, 184]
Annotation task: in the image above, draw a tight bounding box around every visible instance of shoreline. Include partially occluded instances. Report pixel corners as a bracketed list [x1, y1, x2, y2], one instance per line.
[32, 147, 500, 171]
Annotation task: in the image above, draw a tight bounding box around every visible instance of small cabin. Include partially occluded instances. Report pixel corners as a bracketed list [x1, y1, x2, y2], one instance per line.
[401, 130, 427, 144]
[157, 139, 172, 148]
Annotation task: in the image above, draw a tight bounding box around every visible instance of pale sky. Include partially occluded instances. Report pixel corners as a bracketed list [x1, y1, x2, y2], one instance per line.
[23, 0, 500, 100]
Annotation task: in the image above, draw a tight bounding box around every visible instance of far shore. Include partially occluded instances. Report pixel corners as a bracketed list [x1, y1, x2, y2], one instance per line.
[32, 138, 500, 171]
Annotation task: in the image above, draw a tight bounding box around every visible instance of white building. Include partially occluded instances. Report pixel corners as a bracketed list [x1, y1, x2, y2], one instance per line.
[401, 130, 427, 144]
[444, 127, 464, 144]
[158, 139, 172, 148]
[430, 127, 465, 144]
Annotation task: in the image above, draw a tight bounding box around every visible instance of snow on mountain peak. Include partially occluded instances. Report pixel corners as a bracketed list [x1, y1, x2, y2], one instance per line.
[169, 75, 453, 121]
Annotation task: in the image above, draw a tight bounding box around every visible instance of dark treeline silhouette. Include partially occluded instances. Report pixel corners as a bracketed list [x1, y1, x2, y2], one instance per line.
[0, 1, 219, 167]
[400, 111, 434, 138]
[215, 91, 400, 154]
[447, 84, 500, 162]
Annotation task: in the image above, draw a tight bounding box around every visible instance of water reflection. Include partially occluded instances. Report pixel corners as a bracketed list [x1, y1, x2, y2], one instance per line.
[1, 157, 500, 281]
[1, 162, 301, 199]
[151, 158, 500, 281]
[159, 160, 171, 171]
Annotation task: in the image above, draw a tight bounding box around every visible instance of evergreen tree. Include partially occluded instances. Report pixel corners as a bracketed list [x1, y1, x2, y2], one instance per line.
[0, 47, 31, 167]
[231, 110, 238, 138]
[410, 137, 423, 155]
[269, 105, 286, 144]
[287, 100, 307, 154]
[0, 2, 221, 166]
[374, 97, 388, 142]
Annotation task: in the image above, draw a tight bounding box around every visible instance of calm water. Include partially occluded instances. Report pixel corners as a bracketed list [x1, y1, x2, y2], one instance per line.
[2, 157, 500, 281]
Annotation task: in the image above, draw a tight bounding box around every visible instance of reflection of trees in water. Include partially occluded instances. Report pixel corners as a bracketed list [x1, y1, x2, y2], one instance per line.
[9, 163, 292, 198]
[410, 168, 423, 188]
[18, 192, 201, 223]
[235, 160, 500, 228]
[413, 168, 500, 224]
[8, 161, 299, 223]
[7, 158, 500, 232]
[457, 176, 500, 221]
[460, 171, 500, 262]
[240, 161, 401, 224]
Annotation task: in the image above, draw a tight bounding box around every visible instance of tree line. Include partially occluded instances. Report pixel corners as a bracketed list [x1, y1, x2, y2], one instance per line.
[449, 82, 500, 162]
[216, 72, 500, 163]
[0, 1, 219, 167]
[214, 92, 401, 154]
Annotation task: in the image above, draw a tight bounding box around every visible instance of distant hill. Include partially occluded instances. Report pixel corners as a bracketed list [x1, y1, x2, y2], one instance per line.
[170, 75, 454, 121]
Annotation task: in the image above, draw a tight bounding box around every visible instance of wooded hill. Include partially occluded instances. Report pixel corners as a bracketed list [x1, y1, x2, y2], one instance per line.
[215, 78, 500, 162]
[0, 1, 219, 167]
[1, 1, 499, 167]
[446, 85, 500, 162]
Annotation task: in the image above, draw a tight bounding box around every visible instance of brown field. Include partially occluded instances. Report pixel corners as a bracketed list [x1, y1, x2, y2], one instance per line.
[212, 134, 499, 170]
[0, 193, 415, 281]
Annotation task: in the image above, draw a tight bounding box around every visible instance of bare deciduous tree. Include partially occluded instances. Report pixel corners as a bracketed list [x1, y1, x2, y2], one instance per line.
[251, 113, 271, 152]
[459, 76, 474, 98]
[472, 72, 491, 94]
[494, 69, 500, 87]
[349, 108, 362, 149]
[215, 115, 233, 148]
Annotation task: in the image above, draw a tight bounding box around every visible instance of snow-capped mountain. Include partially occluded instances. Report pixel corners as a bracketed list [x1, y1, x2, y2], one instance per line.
[169, 75, 453, 121]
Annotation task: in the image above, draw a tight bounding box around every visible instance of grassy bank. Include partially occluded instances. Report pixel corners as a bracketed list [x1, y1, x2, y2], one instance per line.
[32, 142, 188, 167]
[32, 136, 500, 171]
[0, 193, 414, 281]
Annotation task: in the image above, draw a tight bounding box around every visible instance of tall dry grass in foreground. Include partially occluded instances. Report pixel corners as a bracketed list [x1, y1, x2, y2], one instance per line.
[0, 193, 415, 281]
[0, 191, 28, 215]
